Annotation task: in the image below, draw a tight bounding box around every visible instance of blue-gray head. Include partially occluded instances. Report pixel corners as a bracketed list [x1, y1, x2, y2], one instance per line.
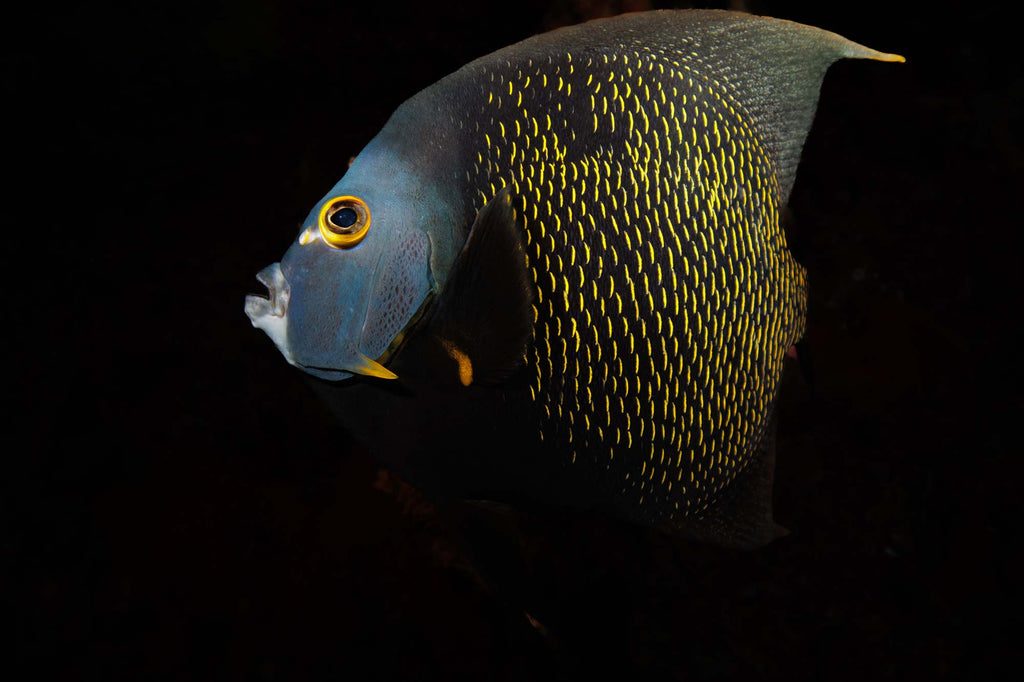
[245, 102, 467, 381]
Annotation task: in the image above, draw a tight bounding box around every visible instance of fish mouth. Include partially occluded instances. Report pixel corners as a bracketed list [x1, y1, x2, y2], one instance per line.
[245, 263, 290, 320]
[244, 263, 293, 363]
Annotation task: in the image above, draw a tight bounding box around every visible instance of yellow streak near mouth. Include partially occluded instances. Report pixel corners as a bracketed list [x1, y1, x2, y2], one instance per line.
[351, 353, 398, 380]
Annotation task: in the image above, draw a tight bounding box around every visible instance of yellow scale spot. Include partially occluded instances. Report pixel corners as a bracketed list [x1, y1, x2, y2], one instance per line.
[464, 48, 797, 520]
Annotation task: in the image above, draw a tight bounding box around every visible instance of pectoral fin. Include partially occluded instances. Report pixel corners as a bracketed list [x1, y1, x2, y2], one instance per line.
[429, 188, 535, 386]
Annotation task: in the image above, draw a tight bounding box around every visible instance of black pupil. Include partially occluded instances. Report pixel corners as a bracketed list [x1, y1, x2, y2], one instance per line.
[330, 207, 359, 229]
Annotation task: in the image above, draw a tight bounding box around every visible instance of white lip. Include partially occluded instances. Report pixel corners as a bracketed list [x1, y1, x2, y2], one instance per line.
[244, 263, 295, 365]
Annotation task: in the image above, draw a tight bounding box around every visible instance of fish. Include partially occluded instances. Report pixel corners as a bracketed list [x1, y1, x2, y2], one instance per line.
[245, 10, 903, 549]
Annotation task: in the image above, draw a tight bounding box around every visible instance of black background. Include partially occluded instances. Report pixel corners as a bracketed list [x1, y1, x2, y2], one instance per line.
[8, 0, 1020, 679]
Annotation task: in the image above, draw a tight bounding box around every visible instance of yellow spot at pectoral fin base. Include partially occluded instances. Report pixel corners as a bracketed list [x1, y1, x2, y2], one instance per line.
[443, 340, 474, 386]
[351, 353, 398, 380]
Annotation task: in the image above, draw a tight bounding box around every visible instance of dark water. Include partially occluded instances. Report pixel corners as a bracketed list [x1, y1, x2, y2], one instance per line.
[9, 1, 1019, 679]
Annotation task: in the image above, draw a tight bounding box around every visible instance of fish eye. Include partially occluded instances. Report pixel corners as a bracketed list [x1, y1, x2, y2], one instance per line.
[318, 196, 371, 248]
[330, 207, 358, 228]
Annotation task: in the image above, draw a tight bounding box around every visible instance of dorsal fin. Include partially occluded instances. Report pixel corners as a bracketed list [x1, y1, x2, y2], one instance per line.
[503, 10, 904, 203]
[675, 12, 904, 202]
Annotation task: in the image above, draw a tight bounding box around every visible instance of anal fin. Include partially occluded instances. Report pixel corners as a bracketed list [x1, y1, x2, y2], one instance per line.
[677, 412, 787, 550]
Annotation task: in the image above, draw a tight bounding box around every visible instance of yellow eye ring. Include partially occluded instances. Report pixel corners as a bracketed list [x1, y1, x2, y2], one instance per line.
[318, 195, 371, 248]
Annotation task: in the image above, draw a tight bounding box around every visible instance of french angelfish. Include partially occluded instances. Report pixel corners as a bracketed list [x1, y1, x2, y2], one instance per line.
[245, 10, 902, 548]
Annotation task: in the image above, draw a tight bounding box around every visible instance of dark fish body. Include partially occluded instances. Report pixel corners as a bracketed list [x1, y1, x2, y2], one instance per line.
[247, 11, 902, 548]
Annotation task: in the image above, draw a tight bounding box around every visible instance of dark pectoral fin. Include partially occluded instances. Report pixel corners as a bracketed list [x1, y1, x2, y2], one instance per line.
[679, 413, 787, 550]
[430, 188, 535, 386]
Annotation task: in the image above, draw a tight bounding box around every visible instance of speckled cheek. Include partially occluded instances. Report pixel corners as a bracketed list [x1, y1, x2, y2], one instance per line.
[358, 230, 433, 361]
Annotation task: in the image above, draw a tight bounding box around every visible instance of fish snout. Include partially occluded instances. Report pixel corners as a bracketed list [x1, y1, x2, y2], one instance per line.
[244, 263, 294, 363]
[246, 262, 291, 320]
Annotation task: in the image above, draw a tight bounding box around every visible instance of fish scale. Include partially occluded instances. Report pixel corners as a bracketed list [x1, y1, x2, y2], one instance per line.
[455, 45, 807, 521]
